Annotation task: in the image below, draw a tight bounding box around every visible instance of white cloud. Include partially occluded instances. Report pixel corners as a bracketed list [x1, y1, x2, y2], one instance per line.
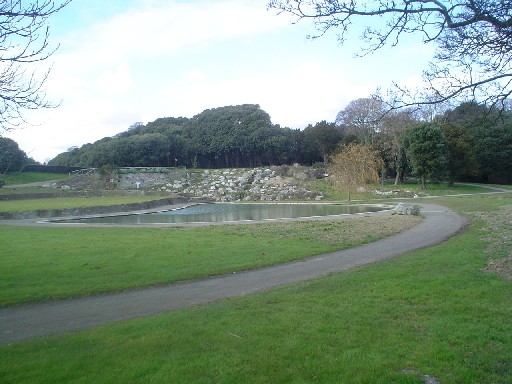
[95, 64, 133, 96]
[44, 0, 290, 103]
[161, 60, 374, 128]
[185, 69, 207, 82]
[60, 0, 288, 65]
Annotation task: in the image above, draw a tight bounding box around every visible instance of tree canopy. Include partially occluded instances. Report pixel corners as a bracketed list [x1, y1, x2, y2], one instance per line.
[443, 105, 512, 183]
[0, 137, 29, 174]
[402, 123, 449, 189]
[50, 105, 303, 169]
[336, 98, 385, 145]
[268, 0, 512, 109]
[48, 100, 512, 184]
[442, 123, 478, 185]
[302, 120, 342, 164]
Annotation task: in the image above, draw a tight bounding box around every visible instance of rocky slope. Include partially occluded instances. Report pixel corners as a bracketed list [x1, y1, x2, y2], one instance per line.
[59, 165, 326, 202]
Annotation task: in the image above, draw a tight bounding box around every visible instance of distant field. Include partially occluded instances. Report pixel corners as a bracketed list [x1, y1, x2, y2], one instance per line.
[1, 172, 70, 185]
[307, 179, 491, 200]
[0, 196, 167, 213]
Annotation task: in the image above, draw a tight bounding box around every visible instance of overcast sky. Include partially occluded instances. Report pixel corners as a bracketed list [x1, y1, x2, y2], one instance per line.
[6, 0, 434, 163]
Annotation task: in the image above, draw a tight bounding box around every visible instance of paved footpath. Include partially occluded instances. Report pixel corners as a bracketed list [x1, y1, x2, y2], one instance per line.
[0, 203, 467, 344]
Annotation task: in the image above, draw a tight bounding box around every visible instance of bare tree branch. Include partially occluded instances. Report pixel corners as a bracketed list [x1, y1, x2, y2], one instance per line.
[0, 0, 72, 132]
[268, 1, 512, 109]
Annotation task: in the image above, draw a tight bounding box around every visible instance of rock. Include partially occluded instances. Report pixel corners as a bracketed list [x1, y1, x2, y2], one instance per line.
[395, 203, 420, 215]
[374, 189, 399, 196]
[60, 166, 324, 202]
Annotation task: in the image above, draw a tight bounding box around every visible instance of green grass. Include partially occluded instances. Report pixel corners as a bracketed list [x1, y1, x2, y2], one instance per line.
[0, 215, 419, 307]
[381, 180, 486, 194]
[426, 193, 512, 213]
[0, 172, 69, 185]
[0, 196, 167, 212]
[307, 179, 491, 200]
[489, 183, 512, 190]
[1, 194, 511, 383]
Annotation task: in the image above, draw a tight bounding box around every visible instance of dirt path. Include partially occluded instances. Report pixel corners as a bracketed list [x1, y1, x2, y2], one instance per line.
[0, 203, 467, 344]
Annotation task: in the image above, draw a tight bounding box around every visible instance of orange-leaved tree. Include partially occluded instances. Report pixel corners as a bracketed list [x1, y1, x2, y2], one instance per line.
[329, 143, 384, 201]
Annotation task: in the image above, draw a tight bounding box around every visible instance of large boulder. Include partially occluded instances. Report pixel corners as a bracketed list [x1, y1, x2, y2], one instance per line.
[395, 203, 421, 216]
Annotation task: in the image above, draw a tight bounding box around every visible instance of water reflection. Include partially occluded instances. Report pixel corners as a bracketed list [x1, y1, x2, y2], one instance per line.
[66, 203, 391, 225]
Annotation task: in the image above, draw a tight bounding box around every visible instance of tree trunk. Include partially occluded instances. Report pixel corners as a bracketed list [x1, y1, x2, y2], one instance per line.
[394, 167, 405, 185]
[420, 175, 427, 190]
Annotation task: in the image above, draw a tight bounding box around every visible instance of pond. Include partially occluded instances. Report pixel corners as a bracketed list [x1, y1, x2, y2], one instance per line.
[59, 203, 393, 225]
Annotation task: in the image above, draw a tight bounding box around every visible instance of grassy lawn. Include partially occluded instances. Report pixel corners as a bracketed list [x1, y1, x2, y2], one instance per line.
[0, 196, 168, 212]
[490, 184, 512, 190]
[0, 194, 510, 383]
[307, 179, 492, 200]
[0, 215, 419, 307]
[0, 172, 70, 185]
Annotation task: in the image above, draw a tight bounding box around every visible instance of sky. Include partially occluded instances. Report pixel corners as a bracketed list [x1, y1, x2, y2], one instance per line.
[6, 0, 435, 163]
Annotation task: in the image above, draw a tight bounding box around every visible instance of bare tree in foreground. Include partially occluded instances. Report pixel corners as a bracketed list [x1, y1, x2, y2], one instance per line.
[268, 1, 512, 110]
[0, 0, 71, 132]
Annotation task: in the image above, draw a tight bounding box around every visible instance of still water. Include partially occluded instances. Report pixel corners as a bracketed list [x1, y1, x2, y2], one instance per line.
[63, 203, 392, 225]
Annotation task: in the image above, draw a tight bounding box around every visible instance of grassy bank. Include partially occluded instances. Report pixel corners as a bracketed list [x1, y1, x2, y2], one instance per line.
[0, 194, 511, 383]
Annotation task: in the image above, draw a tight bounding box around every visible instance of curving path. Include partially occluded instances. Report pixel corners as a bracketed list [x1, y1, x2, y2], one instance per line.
[0, 203, 467, 344]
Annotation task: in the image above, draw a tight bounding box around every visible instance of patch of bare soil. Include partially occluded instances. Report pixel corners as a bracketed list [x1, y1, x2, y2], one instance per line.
[487, 257, 512, 280]
[476, 206, 512, 280]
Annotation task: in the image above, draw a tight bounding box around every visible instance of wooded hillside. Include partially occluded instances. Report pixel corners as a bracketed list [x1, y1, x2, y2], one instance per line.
[47, 102, 512, 183]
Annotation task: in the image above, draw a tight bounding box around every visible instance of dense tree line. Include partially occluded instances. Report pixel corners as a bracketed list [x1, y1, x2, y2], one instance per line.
[48, 101, 512, 184]
[339, 100, 512, 185]
[49, 104, 336, 169]
[0, 137, 33, 174]
[442, 103, 512, 184]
